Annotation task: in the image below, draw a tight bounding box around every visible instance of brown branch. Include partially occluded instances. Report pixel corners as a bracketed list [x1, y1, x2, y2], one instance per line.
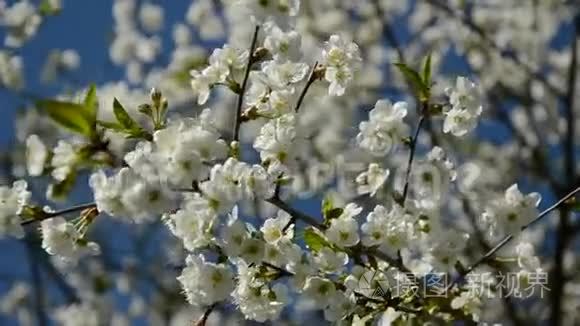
[401, 115, 426, 203]
[449, 186, 580, 290]
[21, 202, 97, 225]
[425, 0, 565, 98]
[294, 62, 319, 113]
[551, 13, 580, 325]
[233, 25, 260, 143]
[195, 304, 216, 326]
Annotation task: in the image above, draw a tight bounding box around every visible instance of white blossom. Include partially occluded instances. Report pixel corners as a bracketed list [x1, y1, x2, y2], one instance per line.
[361, 205, 414, 256]
[89, 168, 176, 222]
[232, 260, 289, 322]
[263, 22, 301, 60]
[482, 184, 541, 236]
[321, 34, 361, 96]
[254, 113, 305, 171]
[0, 180, 30, 238]
[25, 134, 48, 176]
[53, 303, 101, 326]
[220, 206, 250, 257]
[355, 163, 389, 196]
[261, 210, 293, 244]
[126, 114, 228, 187]
[41, 217, 100, 264]
[0, 0, 41, 47]
[177, 254, 234, 307]
[302, 276, 336, 308]
[233, 0, 300, 24]
[357, 100, 409, 156]
[138, 3, 164, 33]
[239, 238, 266, 264]
[325, 210, 360, 248]
[0, 51, 24, 90]
[443, 76, 483, 137]
[164, 193, 217, 251]
[51, 140, 77, 182]
[313, 247, 348, 274]
[324, 291, 355, 322]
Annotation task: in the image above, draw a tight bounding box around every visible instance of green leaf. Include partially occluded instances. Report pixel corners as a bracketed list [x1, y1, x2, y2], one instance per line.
[171, 56, 208, 86]
[326, 208, 343, 221]
[422, 53, 432, 86]
[83, 84, 98, 119]
[565, 198, 580, 212]
[113, 98, 141, 131]
[97, 120, 125, 132]
[37, 100, 95, 137]
[394, 63, 429, 102]
[138, 104, 154, 119]
[39, 0, 61, 16]
[48, 172, 77, 200]
[322, 195, 334, 218]
[303, 227, 331, 252]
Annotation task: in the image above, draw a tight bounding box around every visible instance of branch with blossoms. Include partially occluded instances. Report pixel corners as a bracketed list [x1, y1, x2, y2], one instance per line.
[2, 1, 580, 325]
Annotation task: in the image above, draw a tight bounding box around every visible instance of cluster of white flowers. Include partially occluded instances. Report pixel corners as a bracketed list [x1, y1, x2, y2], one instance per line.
[412, 146, 456, 206]
[52, 302, 101, 326]
[253, 113, 306, 173]
[355, 163, 390, 196]
[125, 109, 228, 188]
[41, 216, 100, 264]
[185, 0, 224, 41]
[89, 168, 177, 223]
[177, 254, 234, 307]
[232, 260, 289, 322]
[443, 76, 484, 137]
[0, 51, 24, 90]
[190, 45, 249, 105]
[0, 0, 41, 47]
[357, 99, 409, 156]
[325, 203, 362, 247]
[361, 204, 415, 255]
[41, 49, 81, 82]
[482, 184, 541, 236]
[0, 181, 30, 239]
[3, 0, 577, 324]
[321, 34, 362, 96]
[110, 0, 163, 83]
[245, 60, 309, 117]
[232, 0, 300, 25]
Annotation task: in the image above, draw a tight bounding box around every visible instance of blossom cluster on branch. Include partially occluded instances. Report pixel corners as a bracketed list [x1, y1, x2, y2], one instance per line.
[0, 0, 579, 325]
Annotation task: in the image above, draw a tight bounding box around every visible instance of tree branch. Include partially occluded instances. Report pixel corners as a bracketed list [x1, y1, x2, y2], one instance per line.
[294, 62, 319, 113]
[425, 0, 565, 98]
[401, 112, 426, 203]
[21, 202, 97, 225]
[233, 25, 260, 143]
[551, 13, 580, 325]
[195, 303, 216, 326]
[449, 186, 580, 289]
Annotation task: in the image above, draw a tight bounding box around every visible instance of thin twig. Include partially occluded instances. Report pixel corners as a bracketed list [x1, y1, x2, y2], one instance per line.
[401, 115, 426, 203]
[372, 0, 405, 63]
[551, 13, 580, 325]
[266, 196, 413, 275]
[425, 0, 565, 98]
[448, 186, 580, 290]
[233, 25, 260, 142]
[195, 304, 216, 326]
[563, 13, 579, 183]
[21, 202, 97, 225]
[294, 61, 318, 113]
[267, 196, 324, 230]
[25, 236, 47, 326]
